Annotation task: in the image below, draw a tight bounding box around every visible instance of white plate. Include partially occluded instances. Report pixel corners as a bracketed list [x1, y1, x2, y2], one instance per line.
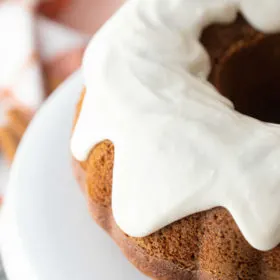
[0, 71, 148, 280]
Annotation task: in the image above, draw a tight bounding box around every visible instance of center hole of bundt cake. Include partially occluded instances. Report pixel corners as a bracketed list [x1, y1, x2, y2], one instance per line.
[216, 35, 280, 124]
[201, 15, 280, 124]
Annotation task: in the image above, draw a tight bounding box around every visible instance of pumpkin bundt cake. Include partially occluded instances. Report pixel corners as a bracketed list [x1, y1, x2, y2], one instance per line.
[71, 0, 280, 279]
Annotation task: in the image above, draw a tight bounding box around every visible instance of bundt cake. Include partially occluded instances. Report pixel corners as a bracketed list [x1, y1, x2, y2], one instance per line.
[71, 0, 280, 279]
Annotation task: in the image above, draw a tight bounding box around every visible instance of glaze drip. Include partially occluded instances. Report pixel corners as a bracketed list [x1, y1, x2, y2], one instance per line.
[71, 0, 280, 251]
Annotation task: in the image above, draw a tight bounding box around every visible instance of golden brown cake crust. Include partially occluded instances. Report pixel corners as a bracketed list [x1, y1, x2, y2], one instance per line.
[73, 92, 280, 280]
[73, 15, 280, 280]
[73, 158, 215, 280]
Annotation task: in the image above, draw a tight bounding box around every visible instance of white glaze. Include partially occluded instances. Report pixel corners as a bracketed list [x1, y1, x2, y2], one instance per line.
[71, 0, 280, 251]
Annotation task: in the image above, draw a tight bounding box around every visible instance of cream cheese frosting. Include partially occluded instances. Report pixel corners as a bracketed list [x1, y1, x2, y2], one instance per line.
[71, 0, 280, 251]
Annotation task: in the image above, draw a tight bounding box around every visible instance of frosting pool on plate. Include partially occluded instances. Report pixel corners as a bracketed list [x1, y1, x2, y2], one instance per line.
[71, 0, 280, 251]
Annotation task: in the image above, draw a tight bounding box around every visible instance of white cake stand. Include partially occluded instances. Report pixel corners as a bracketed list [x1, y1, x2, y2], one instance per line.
[0, 72, 148, 280]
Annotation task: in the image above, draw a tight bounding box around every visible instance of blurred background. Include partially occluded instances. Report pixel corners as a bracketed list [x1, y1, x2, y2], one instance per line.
[0, 0, 123, 278]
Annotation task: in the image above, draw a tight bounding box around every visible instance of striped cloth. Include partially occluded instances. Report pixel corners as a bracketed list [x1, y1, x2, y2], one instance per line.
[0, 0, 90, 198]
[0, 0, 88, 162]
[0, 1, 123, 277]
